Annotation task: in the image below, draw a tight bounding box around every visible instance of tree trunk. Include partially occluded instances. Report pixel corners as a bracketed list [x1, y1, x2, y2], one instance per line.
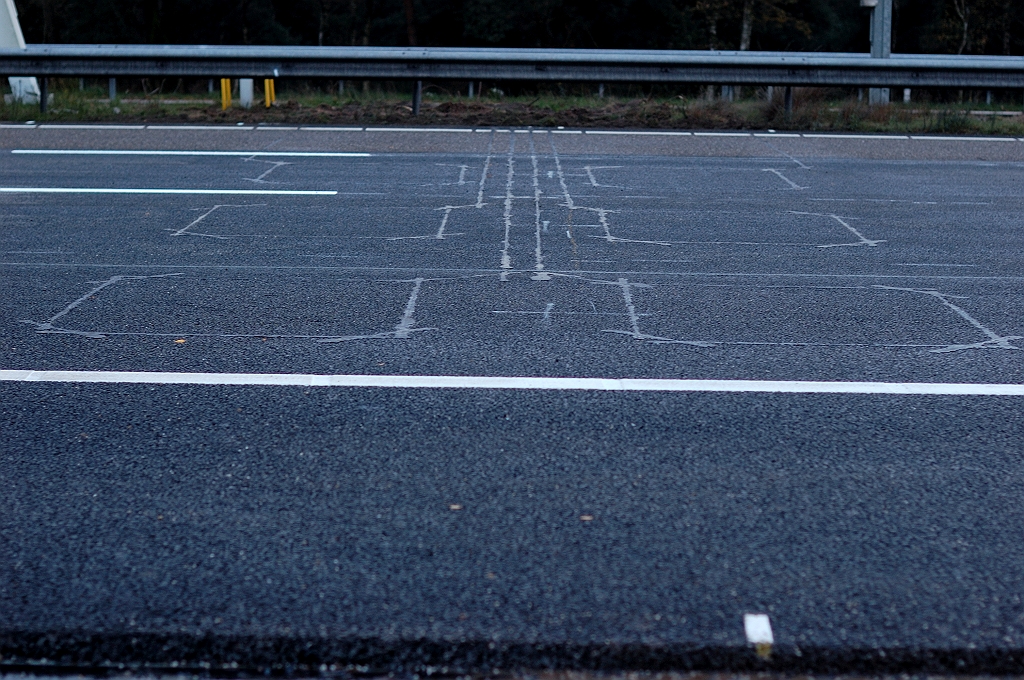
[349, 0, 359, 45]
[740, 0, 754, 51]
[403, 0, 417, 46]
[1003, 0, 1012, 54]
[953, 0, 969, 54]
[318, 0, 325, 46]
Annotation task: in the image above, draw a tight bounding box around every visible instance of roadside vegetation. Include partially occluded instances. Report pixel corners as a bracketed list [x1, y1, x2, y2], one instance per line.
[4, 81, 1023, 135]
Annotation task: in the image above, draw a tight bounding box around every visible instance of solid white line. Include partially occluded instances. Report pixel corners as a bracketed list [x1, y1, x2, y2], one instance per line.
[803, 133, 909, 139]
[299, 127, 364, 131]
[146, 125, 254, 130]
[2, 370, 1024, 394]
[754, 133, 801, 138]
[363, 127, 475, 133]
[585, 130, 692, 136]
[909, 135, 1018, 141]
[37, 124, 146, 130]
[0, 187, 337, 195]
[694, 132, 752, 137]
[12, 150, 371, 158]
[254, 126, 299, 131]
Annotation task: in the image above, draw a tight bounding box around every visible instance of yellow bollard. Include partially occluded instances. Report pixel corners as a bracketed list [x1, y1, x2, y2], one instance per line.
[220, 78, 231, 110]
[264, 78, 276, 108]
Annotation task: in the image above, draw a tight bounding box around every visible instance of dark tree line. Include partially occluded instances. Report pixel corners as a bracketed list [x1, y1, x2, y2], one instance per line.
[14, 0, 1024, 55]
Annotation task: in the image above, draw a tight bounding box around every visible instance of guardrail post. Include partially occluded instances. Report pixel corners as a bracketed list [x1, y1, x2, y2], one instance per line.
[863, 0, 892, 104]
[38, 76, 46, 113]
[784, 86, 793, 116]
[468, 81, 474, 98]
[108, 77, 116, 102]
[412, 79, 422, 115]
[220, 78, 231, 109]
[239, 78, 253, 108]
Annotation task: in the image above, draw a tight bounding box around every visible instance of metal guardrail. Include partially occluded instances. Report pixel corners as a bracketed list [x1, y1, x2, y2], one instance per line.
[1, 45, 1023, 89]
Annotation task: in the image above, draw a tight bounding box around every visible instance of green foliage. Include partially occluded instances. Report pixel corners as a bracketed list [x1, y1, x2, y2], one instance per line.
[13, 0, 1024, 55]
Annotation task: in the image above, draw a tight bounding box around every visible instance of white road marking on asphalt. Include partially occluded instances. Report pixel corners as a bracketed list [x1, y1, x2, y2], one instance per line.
[803, 133, 909, 139]
[0, 187, 337, 195]
[19, 274, 183, 338]
[763, 168, 808, 190]
[529, 131, 550, 281]
[910, 135, 1019, 141]
[694, 132, 752, 137]
[12, 150, 371, 157]
[585, 130, 692, 136]
[146, 125, 255, 130]
[364, 127, 475, 133]
[790, 211, 885, 248]
[744, 614, 774, 644]
[36, 124, 146, 130]
[874, 285, 1022, 352]
[317, 278, 434, 342]
[500, 133, 516, 280]
[169, 204, 263, 238]
[4, 371, 1024, 394]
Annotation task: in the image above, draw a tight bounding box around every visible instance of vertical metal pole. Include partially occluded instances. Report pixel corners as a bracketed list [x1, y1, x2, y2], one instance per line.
[338, 80, 344, 96]
[868, 0, 891, 104]
[108, 77, 116, 101]
[598, 83, 605, 98]
[468, 81, 474, 98]
[412, 80, 422, 115]
[38, 76, 46, 113]
[784, 86, 793, 116]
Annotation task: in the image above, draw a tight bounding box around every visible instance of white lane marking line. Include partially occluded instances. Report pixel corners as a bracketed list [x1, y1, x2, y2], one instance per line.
[363, 127, 475, 133]
[4, 371, 1024, 394]
[254, 126, 299, 131]
[551, 130, 583, 134]
[910, 135, 1019, 141]
[803, 133, 909, 139]
[146, 125, 254, 130]
[299, 126, 364, 131]
[764, 168, 808, 190]
[0, 187, 337, 195]
[754, 133, 800, 138]
[585, 130, 692, 136]
[36, 124, 146, 130]
[744, 614, 774, 644]
[13, 150, 371, 157]
[694, 132, 752, 137]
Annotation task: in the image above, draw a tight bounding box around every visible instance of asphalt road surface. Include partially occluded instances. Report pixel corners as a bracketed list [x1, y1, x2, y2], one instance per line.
[3, 124, 1024, 675]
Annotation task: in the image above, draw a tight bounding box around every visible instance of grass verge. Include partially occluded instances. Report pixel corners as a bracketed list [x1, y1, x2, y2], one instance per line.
[3, 88, 1024, 135]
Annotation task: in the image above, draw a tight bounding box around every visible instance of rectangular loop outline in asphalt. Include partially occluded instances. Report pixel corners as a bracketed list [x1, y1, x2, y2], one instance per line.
[2, 370, 1024, 395]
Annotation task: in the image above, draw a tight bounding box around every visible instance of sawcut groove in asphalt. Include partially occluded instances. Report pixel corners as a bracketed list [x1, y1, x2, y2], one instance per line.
[2, 129, 1024, 674]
